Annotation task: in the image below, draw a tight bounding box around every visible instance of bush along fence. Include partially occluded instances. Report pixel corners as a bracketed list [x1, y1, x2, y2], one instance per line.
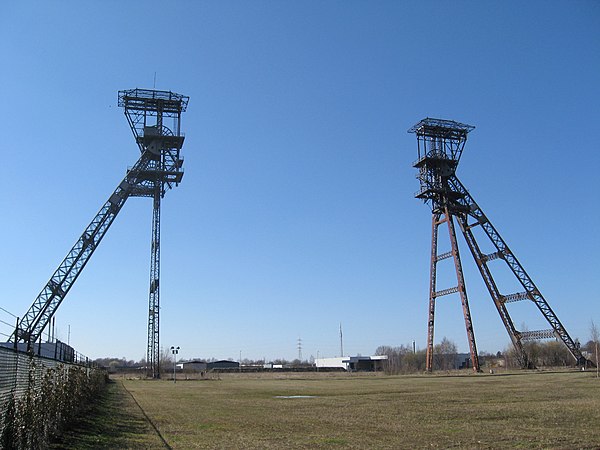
[0, 345, 107, 449]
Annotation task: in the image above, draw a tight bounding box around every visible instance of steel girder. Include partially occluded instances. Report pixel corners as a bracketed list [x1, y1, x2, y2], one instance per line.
[456, 213, 531, 369]
[448, 175, 588, 367]
[426, 211, 481, 372]
[147, 190, 161, 379]
[12, 152, 154, 349]
[425, 213, 439, 371]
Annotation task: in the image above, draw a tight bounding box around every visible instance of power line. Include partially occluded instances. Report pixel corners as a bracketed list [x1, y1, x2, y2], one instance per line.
[0, 318, 15, 328]
[0, 306, 17, 318]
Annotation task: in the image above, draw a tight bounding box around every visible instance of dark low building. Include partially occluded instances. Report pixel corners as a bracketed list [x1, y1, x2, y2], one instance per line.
[181, 360, 207, 372]
[316, 355, 388, 371]
[181, 359, 239, 372]
[208, 360, 239, 370]
[345, 355, 387, 372]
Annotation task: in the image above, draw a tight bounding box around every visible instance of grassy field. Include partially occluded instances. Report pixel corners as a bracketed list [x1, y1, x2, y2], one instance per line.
[65, 370, 600, 449]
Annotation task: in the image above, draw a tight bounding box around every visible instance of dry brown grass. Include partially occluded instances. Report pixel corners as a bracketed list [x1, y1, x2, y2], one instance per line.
[116, 372, 600, 449]
[85, 370, 600, 448]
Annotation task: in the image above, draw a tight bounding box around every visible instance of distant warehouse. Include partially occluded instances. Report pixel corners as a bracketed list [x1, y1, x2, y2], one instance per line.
[180, 360, 239, 372]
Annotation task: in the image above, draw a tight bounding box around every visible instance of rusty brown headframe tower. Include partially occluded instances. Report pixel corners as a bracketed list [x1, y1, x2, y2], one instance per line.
[409, 118, 590, 371]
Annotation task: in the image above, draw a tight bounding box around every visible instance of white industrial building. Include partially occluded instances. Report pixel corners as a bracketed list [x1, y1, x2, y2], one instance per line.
[315, 357, 348, 370]
[315, 355, 387, 371]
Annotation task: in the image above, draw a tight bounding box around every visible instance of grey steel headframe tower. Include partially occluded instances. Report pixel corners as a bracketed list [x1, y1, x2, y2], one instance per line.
[409, 118, 589, 371]
[119, 89, 188, 378]
[11, 89, 188, 380]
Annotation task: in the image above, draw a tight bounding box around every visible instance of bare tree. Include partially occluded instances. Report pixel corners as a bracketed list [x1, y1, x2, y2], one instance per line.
[537, 341, 571, 367]
[375, 345, 426, 374]
[591, 321, 599, 378]
[159, 346, 174, 377]
[433, 337, 458, 371]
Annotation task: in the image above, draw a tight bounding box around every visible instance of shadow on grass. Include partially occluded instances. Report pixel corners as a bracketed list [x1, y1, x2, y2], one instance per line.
[50, 380, 166, 449]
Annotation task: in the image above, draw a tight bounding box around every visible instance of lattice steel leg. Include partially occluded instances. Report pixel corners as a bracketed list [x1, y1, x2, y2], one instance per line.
[426, 209, 480, 372]
[457, 216, 531, 368]
[147, 189, 161, 379]
[444, 207, 480, 372]
[450, 175, 588, 367]
[426, 213, 440, 372]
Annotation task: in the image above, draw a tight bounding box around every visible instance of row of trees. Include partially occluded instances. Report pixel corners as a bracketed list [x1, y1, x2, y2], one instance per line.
[376, 329, 600, 375]
[375, 337, 458, 374]
[503, 341, 571, 368]
[93, 353, 317, 372]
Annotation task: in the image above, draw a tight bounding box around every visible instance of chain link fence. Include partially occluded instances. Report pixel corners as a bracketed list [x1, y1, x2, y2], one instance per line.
[1, 345, 71, 408]
[0, 345, 105, 448]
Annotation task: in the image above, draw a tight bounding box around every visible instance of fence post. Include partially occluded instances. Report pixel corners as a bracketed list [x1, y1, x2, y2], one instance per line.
[13, 317, 19, 352]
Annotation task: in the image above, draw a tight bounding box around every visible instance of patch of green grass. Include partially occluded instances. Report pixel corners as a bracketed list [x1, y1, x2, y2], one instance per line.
[50, 380, 165, 449]
[319, 437, 348, 445]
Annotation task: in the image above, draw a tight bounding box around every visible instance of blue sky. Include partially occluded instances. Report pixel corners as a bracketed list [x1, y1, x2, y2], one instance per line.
[0, 1, 599, 362]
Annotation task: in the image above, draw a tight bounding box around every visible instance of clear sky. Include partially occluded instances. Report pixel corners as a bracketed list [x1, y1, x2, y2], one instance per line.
[0, 1, 599, 362]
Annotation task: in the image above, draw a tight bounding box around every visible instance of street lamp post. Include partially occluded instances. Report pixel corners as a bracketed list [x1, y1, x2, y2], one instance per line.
[170, 346, 180, 383]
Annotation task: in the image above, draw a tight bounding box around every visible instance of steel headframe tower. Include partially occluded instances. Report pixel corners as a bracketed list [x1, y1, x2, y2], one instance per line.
[11, 89, 188, 380]
[409, 118, 589, 371]
[119, 89, 188, 378]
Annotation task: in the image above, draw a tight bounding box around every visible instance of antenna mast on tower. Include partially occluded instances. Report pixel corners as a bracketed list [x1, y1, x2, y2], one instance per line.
[339, 323, 344, 357]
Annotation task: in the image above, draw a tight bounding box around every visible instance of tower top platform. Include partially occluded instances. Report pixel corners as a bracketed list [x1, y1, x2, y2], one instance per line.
[118, 89, 189, 113]
[408, 118, 474, 137]
[409, 117, 474, 166]
[118, 88, 189, 145]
